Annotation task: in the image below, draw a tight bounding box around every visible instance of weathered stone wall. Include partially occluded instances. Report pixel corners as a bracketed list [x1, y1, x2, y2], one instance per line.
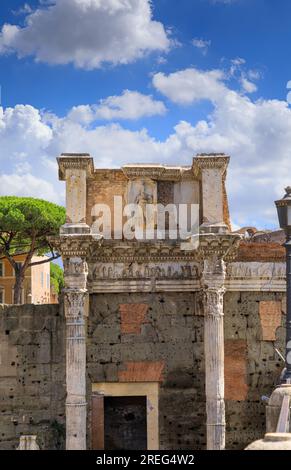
[0, 290, 286, 450]
[86, 292, 206, 450]
[224, 291, 285, 449]
[0, 304, 65, 450]
[87, 290, 286, 451]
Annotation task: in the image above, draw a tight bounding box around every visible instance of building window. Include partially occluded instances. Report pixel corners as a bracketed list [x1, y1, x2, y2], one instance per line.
[0, 288, 4, 303]
[41, 272, 44, 287]
[0, 262, 4, 277]
[47, 273, 50, 289]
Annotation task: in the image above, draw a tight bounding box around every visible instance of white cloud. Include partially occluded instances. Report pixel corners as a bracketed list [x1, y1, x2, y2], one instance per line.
[0, 0, 171, 69]
[191, 38, 211, 56]
[68, 90, 167, 123]
[1, 68, 291, 228]
[241, 77, 257, 94]
[0, 173, 59, 202]
[152, 68, 227, 104]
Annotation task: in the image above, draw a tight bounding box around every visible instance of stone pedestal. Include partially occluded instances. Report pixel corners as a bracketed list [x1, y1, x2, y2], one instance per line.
[245, 433, 291, 450]
[17, 435, 39, 450]
[266, 384, 291, 433]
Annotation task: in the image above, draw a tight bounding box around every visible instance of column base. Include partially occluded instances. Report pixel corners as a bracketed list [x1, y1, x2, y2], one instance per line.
[66, 401, 87, 450]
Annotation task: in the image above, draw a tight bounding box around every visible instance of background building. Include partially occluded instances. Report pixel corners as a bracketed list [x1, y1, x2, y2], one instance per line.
[0, 254, 51, 304]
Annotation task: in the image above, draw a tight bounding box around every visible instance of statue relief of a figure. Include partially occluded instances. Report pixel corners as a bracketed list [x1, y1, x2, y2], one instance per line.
[135, 182, 154, 231]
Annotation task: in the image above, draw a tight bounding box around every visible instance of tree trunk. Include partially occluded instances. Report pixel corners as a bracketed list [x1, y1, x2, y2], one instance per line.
[13, 272, 24, 304]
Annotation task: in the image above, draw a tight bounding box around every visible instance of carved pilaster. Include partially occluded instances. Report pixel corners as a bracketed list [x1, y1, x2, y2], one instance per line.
[193, 154, 229, 230]
[57, 153, 94, 234]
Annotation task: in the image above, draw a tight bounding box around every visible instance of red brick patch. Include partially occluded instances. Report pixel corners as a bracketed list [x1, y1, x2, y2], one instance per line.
[236, 242, 285, 262]
[119, 304, 149, 334]
[118, 361, 165, 382]
[225, 340, 248, 401]
[259, 301, 282, 341]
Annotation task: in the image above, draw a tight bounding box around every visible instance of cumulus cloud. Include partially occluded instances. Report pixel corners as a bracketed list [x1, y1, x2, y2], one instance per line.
[0, 173, 59, 202]
[0, 67, 290, 227]
[152, 68, 227, 104]
[0, 0, 171, 69]
[68, 90, 167, 123]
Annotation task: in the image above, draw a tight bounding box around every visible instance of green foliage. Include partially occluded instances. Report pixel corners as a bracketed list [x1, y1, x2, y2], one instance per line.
[0, 196, 65, 255]
[50, 420, 65, 450]
[50, 263, 64, 294]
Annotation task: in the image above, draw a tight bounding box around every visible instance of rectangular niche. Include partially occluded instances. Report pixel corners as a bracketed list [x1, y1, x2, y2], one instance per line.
[91, 382, 159, 450]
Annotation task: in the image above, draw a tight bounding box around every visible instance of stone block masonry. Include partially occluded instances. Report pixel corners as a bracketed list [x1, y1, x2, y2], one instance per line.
[224, 291, 285, 449]
[0, 289, 286, 450]
[0, 304, 66, 450]
[87, 292, 206, 451]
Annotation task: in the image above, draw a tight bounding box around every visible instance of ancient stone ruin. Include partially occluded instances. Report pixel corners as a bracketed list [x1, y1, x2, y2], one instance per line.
[0, 153, 287, 450]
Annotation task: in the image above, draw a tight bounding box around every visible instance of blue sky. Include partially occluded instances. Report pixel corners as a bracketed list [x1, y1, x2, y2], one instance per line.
[0, 0, 291, 229]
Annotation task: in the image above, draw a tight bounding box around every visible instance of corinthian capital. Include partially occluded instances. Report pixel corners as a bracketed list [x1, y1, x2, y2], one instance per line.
[203, 256, 226, 289]
[64, 289, 87, 319]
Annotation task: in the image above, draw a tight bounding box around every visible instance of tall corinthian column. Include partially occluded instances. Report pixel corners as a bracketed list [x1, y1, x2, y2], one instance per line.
[64, 256, 88, 450]
[202, 256, 226, 450]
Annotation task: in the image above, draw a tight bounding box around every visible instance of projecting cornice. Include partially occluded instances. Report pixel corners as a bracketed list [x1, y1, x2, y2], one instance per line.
[48, 234, 101, 258]
[121, 164, 194, 181]
[57, 153, 94, 181]
[193, 154, 230, 179]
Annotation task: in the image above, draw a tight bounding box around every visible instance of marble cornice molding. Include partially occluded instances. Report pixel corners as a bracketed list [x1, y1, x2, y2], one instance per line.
[193, 154, 230, 179]
[89, 240, 201, 263]
[48, 234, 101, 258]
[198, 232, 241, 262]
[49, 232, 240, 263]
[58, 153, 94, 181]
[121, 164, 196, 182]
[86, 233, 240, 263]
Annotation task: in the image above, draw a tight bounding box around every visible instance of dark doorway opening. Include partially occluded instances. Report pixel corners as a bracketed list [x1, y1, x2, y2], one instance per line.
[104, 396, 147, 450]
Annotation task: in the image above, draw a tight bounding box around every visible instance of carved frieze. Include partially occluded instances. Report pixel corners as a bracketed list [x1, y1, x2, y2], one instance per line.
[226, 261, 286, 292]
[88, 261, 201, 282]
[226, 262, 286, 279]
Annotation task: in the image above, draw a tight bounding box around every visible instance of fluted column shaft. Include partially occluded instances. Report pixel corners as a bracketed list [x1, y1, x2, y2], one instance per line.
[64, 257, 88, 450]
[203, 257, 226, 450]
